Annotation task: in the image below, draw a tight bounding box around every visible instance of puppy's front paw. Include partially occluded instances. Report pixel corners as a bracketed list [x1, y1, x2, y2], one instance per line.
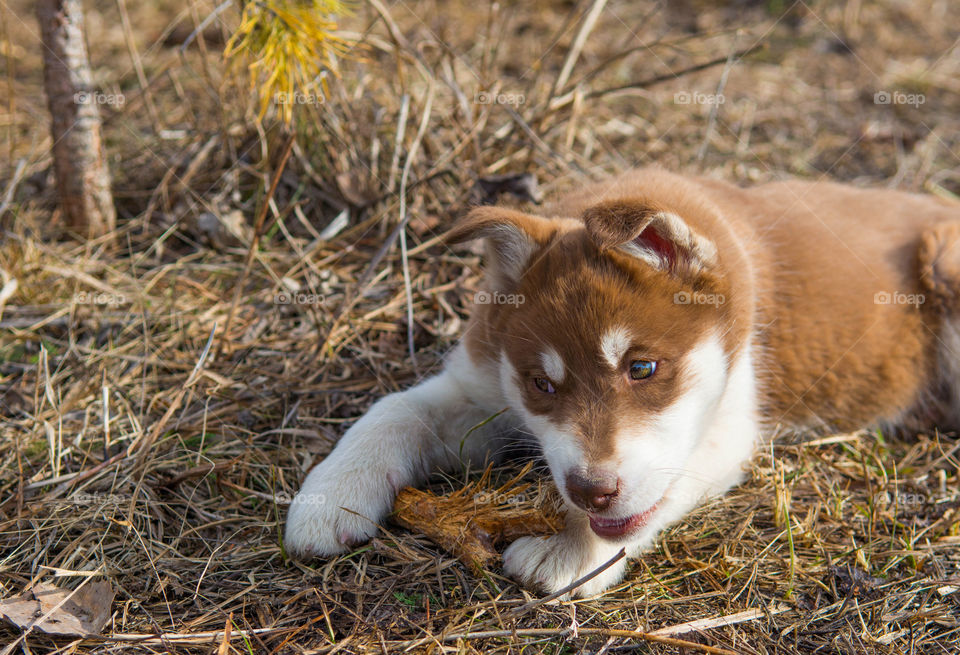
[502, 533, 627, 598]
[284, 456, 397, 558]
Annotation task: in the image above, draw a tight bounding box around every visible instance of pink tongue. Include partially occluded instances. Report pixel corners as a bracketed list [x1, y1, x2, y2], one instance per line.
[589, 504, 659, 537]
[589, 514, 639, 537]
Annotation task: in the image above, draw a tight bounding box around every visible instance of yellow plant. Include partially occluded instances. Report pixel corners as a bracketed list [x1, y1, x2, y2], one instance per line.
[225, 0, 353, 123]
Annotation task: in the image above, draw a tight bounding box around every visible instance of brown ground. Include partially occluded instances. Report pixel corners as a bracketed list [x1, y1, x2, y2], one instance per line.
[1, 0, 959, 653]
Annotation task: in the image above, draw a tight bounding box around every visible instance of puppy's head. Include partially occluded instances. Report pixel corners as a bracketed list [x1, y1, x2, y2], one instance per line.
[448, 198, 738, 540]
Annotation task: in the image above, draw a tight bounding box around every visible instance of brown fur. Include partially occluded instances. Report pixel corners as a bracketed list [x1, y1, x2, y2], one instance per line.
[448, 168, 960, 441]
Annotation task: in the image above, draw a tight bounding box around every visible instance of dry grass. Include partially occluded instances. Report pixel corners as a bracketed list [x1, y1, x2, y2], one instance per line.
[1, 0, 960, 652]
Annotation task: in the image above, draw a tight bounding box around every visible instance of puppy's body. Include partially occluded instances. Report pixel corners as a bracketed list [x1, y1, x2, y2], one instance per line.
[286, 169, 960, 596]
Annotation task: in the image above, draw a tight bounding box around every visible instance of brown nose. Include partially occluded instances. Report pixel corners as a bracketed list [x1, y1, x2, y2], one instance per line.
[565, 470, 619, 512]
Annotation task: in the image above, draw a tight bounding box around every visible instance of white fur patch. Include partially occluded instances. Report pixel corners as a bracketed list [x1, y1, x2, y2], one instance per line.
[285, 344, 514, 559]
[600, 326, 632, 369]
[540, 346, 565, 383]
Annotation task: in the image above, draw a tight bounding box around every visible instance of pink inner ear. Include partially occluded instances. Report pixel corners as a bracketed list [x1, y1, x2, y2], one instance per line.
[634, 226, 676, 265]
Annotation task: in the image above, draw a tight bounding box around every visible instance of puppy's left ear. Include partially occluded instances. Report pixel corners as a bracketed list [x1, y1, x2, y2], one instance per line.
[445, 206, 556, 287]
[582, 200, 718, 276]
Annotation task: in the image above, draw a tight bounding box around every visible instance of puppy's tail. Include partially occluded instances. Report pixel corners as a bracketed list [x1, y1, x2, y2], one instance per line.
[918, 220, 960, 313]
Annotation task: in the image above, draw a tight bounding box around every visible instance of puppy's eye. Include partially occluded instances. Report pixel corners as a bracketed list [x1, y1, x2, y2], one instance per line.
[629, 360, 657, 380]
[533, 377, 556, 394]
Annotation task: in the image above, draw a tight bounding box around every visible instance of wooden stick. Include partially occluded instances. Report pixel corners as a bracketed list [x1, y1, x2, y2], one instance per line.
[650, 603, 791, 637]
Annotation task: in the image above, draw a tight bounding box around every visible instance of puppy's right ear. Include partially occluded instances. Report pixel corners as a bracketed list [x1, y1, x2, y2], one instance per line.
[445, 207, 556, 287]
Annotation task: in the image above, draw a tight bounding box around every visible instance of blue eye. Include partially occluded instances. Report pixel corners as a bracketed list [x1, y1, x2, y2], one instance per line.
[533, 377, 556, 393]
[629, 360, 657, 380]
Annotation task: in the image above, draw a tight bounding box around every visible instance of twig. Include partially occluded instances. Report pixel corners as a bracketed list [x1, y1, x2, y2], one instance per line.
[551, 0, 608, 97]
[115, 0, 160, 131]
[179, 0, 232, 55]
[0, 266, 17, 321]
[583, 44, 763, 101]
[696, 37, 738, 163]
[387, 94, 410, 193]
[557, 25, 726, 97]
[0, 157, 26, 216]
[398, 81, 436, 368]
[155, 456, 243, 488]
[97, 626, 292, 644]
[545, 43, 765, 114]
[47, 451, 126, 498]
[650, 603, 791, 637]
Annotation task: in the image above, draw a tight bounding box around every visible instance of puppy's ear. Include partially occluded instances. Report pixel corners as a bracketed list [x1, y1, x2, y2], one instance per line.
[582, 199, 717, 275]
[445, 207, 556, 286]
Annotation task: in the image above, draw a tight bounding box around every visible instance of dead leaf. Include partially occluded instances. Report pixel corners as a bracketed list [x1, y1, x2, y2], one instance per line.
[0, 581, 114, 637]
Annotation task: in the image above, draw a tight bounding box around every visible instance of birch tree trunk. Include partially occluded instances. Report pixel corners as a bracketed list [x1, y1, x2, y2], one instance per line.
[36, 0, 116, 239]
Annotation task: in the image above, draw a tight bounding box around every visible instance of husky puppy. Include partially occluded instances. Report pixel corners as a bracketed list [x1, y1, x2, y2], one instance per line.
[286, 169, 960, 596]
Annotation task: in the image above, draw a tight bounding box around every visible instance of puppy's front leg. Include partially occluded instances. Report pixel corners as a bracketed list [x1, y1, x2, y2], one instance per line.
[503, 511, 630, 598]
[285, 346, 507, 557]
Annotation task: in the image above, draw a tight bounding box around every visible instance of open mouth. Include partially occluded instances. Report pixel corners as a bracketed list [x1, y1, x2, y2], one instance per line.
[588, 503, 659, 539]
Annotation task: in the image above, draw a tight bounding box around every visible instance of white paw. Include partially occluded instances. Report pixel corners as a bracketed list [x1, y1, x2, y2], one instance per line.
[502, 533, 627, 598]
[284, 454, 397, 558]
